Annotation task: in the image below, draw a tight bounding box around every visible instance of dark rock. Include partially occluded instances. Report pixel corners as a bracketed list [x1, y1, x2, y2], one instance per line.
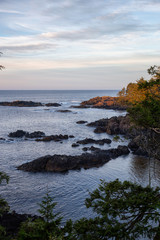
[45, 103, 61, 107]
[0, 138, 5, 141]
[82, 147, 88, 151]
[77, 138, 111, 145]
[69, 135, 75, 138]
[88, 115, 135, 136]
[9, 130, 27, 138]
[76, 120, 88, 124]
[17, 146, 130, 172]
[26, 131, 45, 138]
[57, 109, 71, 112]
[8, 130, 45, 138]
[0, 100, 42, 107]
[82, 146, 101, 152]
[72, 143, 79, 147]
[128, 136, 148, 157]
[36, 134, 69, 142]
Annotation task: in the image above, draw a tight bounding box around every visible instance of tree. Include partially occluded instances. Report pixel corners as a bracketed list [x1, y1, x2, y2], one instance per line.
[72, 179, 160, 240]
[0, 172, 10, 240]
[17, 191, 63, 240]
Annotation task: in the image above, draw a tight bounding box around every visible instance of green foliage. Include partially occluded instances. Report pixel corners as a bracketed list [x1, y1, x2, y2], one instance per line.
[113, 135, 120, 141]
[128, 96, 160, 129]
[17, 191, 63, 240]
[0, 171, 9, 185]
[0, 171, 10, 239]
[72, 179, 160, 240]
[0, 171, 10, 216]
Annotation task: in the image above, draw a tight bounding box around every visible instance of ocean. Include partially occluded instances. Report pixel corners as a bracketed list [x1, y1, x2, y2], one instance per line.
[0, 90, 160, 223]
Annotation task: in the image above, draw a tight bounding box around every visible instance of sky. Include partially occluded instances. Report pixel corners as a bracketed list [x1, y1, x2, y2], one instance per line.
[0, 0, 160, 90]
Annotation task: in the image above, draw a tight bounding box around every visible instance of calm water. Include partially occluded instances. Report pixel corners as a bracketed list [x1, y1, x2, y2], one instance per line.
[0, 90, 160, 225]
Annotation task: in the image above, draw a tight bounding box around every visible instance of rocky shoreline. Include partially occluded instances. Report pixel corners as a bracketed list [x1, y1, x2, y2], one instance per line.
[72, 96, 127, 110]
[87, 114, 160, 159]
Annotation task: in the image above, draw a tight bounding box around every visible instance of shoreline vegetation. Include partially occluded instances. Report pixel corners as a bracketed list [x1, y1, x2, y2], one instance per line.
[0, 66, 160, 239]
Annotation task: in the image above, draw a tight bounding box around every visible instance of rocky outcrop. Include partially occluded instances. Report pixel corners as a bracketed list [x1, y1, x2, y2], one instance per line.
[8, 130, 45, 138]
[87, 114, 160, 159]
[87, 115, 135, 136]
[76, 138, 111, 145]
[36, 134, 74, 142]
[72, 96, 127, 110]
[17, 146, 130, 172]
[0, 100, 61, 107]
[0, 100, 43, 107]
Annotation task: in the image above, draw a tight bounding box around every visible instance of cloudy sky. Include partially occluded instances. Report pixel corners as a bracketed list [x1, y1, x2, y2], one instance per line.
[0, 0, 160, 90]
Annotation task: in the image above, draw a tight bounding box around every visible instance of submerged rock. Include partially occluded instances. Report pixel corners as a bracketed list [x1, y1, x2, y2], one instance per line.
[56, 110, 72, 113]
[72, 143, 79, 147]
[17, 146, 130, 172]
[76, 120, 88, 124]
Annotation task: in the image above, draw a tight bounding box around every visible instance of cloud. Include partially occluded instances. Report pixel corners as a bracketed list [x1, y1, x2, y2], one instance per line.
[0, 43, 57, 52]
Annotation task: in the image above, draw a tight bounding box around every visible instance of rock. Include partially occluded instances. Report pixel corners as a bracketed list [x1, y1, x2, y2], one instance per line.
[0, 100, 42, 107]
[71, 96, 127, 110]
[69, 135, 75, 138]
[128, 136, 148, 157]
[0, 138, 6, 141]
[8, 130, 45, 138]
[56, 110, 72, 113]
[26, 131, 45, 138]
[45, 103, 61, 107]
[8, 130, 27, 138]
[82, 146, 100, 152]
[72, 143, 79, 147]
[76, 120, 88, 124]
[76, 138, 111, 145]
[88, 115, 135, 136]
[82, 147, 88, 151]
[36, 134, 69, 142]
[17, 146, 130, 172]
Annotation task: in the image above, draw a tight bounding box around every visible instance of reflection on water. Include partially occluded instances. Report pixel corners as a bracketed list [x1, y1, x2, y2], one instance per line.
[130, 155, 160, 187]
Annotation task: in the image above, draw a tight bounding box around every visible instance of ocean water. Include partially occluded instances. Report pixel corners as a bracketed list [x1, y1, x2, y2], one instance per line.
[0, 90, 160, 224]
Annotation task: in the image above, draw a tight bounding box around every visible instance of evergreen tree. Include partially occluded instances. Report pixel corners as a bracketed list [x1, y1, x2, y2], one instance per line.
[18, 191, 62, 240]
